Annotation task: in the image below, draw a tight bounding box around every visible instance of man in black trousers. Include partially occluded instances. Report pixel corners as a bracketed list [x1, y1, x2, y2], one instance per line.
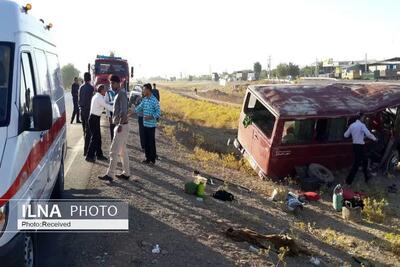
[70, 77, 81, 124]
[79, 72, 94, 156]
[86, 85, 113, 162]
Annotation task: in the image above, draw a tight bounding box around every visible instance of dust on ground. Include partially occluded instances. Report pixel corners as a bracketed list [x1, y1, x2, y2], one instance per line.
[59, 113, 400, 266]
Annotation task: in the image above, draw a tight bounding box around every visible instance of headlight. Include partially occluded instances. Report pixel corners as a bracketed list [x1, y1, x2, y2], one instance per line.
[0, 203, 8, 237]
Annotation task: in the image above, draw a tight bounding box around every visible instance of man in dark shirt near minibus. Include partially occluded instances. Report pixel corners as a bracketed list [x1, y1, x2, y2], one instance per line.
[79, 72, 95, 156]
[70, 77, 81, 124]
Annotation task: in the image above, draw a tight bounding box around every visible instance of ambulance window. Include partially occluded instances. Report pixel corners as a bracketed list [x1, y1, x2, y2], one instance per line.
[20, 52, 36, 131]
[282, 120, 315, 144]
[34, 49, 51, 95]
[46, 53, 63, 99]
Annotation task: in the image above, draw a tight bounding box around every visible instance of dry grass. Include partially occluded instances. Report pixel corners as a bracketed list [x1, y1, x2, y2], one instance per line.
[160, 90, 240, 129]
[362, 197, 388, 223]
[384, 233, 400, 255]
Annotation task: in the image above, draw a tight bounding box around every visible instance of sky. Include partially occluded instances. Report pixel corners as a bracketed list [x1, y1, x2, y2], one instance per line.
[19, 0, 400, 78]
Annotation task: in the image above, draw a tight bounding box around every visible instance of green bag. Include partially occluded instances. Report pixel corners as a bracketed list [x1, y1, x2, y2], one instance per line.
[185, 182, 198, 195]
[243, 115, 253, 128]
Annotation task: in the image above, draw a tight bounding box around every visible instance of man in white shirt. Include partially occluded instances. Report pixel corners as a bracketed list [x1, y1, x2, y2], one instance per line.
[344, 112, 377, 185]
[86, 84, 113, 163]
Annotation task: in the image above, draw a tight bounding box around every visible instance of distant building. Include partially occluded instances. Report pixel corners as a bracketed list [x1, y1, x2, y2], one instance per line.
[368, 57, 400, 80]
[212, 72, 220, 82]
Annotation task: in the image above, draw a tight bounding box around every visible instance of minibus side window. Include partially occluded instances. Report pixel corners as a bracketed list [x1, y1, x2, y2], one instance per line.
[244, 93, 276, 138]
[46, 52, 63, 99]
[19, 52, 36, 132]
[315, 118, 347, 141]
[282, 119, 314, 144]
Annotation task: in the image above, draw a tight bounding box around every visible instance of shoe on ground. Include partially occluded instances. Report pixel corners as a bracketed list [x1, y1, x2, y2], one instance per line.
[85, 157, 95, 163]
[116, 174, 130, 180]
[97, 155, 108, 161]
[142, 159, 151, 164]
[77, 120, 82, 123]
[98, 175, 113, 182]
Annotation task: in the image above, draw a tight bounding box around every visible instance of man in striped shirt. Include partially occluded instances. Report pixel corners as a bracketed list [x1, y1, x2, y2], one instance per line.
[135, 83, 160, 164]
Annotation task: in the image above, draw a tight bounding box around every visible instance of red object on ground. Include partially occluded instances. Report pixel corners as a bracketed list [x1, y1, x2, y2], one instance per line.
[302, 192, 321, 201]
[342, 189, 366, 200]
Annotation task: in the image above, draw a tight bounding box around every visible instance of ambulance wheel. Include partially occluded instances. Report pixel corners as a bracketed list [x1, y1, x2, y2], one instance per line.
[23, 234, 37, 267]
[52, 157, 64, 199]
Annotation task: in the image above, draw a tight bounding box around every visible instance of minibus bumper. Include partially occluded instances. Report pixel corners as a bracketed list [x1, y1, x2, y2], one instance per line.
[233, 138, 268, 179]
[0, 233, 24, 266]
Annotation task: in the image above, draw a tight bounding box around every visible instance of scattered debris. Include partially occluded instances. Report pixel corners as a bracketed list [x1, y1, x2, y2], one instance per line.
[225, 227, 310, 256]
[286, 192, 305, 212]
[310, 256, 321, 266]
[184, 182, 198, 195]
[248, 245, 260, 254]
[342, 201, 362, 222]
[333, 184, 344, 212]
[213, 190, 235, 201]
[268, 187, 287, 202]
[300, 192, 321, 202]
[352, 256, 374, 267]
[196, 197, 204, 202]
[152, 244, 160, 254]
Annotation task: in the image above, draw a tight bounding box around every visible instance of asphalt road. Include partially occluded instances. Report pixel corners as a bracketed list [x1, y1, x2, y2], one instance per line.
[36, 92, 96, 266]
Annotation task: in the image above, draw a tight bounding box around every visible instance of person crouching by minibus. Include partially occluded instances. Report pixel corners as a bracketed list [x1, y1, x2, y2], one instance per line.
[135, 83, 160, 165]
[85, 84, 113, 163]
[344, 112, 378, 185]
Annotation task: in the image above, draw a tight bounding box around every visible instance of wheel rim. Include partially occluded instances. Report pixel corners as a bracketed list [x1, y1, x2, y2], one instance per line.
[388, 153, 399, 173]
[24, 235, 34, 267]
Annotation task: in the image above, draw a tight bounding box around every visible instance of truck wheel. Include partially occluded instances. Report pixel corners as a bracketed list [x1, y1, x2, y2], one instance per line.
[385, 150, 399, 174]
[52, 157, 64, 199]
[23, 234, 36, 267]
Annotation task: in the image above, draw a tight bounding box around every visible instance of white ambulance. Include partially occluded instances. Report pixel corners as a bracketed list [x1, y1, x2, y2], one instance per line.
[0, 1, 66, 266]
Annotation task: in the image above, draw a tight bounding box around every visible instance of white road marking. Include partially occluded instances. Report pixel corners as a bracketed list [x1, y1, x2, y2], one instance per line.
[65, 136, 84, 176]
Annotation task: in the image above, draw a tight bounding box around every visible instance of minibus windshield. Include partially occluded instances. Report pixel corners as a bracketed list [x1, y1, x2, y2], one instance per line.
[0, 43, 13, 126]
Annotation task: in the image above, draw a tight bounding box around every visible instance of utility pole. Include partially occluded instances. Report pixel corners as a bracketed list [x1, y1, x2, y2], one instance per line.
[315, 58, 319, 77]
[365, 53, 368, 74]
[268, 55, 272, 79]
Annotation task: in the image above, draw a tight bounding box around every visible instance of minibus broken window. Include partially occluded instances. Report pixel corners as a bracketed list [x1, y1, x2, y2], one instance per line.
[0, 44, 12, 125]
[244, 93, 276, 138]
[282, 119, 314, 144]
[315, 118, 347, 141]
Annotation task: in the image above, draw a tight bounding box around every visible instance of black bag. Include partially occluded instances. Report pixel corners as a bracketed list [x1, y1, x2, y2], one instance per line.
[213, 190, 235, 201]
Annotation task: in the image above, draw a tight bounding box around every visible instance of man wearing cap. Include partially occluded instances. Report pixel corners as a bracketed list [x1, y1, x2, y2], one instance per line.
[86, 84, 113, 163]
[79, 72, 95, 156]
[344, 112, 377, 185]
[99, 75, 130, 181]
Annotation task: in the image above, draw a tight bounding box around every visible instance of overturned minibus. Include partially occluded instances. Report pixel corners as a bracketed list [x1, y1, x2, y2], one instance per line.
[234, 83, 400, 179]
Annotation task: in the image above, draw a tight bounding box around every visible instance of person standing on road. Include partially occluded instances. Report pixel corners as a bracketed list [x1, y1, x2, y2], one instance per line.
[86, 84, 113, 163]
[99, 75, 130, 181]
[344, 112, 377, 185]
[79, 72, 95, 156]
[70, 77, 81, 124]
[105, 84, 116, 140]
[134, 87, 146, 151]
[152, 83, 160, 102]
[135, 83, 160, 164]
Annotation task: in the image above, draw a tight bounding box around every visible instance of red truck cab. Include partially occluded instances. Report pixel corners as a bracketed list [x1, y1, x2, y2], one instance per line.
[234, 83, 400, 180]
[91, 55, 133, 90]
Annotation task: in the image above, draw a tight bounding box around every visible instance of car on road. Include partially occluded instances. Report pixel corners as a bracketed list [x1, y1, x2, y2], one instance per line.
[234, 83, 400, 179]
[0, 1, 66, 266]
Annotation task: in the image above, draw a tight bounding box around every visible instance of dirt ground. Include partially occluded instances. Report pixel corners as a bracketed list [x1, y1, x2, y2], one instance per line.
[67, 112, 400, 267]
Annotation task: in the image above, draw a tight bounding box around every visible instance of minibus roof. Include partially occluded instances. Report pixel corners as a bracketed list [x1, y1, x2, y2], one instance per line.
[249, 83, 400, 119]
